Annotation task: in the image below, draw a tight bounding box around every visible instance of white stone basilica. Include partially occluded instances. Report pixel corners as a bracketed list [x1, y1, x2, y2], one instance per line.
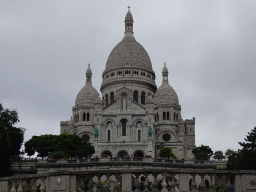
[60, 9, 195, 159]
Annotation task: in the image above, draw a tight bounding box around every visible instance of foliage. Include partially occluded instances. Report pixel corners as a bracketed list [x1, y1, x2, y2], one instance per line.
[227, 126, 256, 170]
[225, 149, 234, 158]
[192, 145, 213, 160]
[159, 147, 176, 158]
[0, 103, 24, 177]
[48, 151, 69, 159]
[25, 133, 95, 159]
[213, 150, 225, 160]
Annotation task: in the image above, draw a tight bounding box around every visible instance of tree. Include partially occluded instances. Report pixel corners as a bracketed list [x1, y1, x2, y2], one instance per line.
[159, 147, 176, 158]
[227, 126, 256, 170]
[25, 133, 95, 159]
[213, 150, 225, 160]
[192, 145, 213, 160]
[0, 103, 24, 177]
[225, 149, 234, 158]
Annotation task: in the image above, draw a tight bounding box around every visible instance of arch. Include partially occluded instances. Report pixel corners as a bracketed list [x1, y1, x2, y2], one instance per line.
[163, 112, 166, 120]
[120, 119, 127, 136]
[107, 130, 111, 142]
[105, 94, 108, 106]
[141, 91, 145, 105]
[167, 112, 170, 120]
[87, 113, 90, 121]
[101, 150, 112, 158]
[133, 90, 138, 102]
[117, 150, 129, 158]
[133, 150, 145, 158]
[138, 130, 141, 141]
[111, 92, 114, 103]
[83, 113, 86, 121]
[156, 129, 179, 142]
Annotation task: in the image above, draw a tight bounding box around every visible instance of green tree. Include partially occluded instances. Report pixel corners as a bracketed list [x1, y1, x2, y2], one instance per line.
[159, 147, 176, 158]
[25, 134, 57, 158]
[0, 103, 24, 177]
[227, 126, 256, 170]
[192, 145, 213, 160]
[213, 150, 225, 160]
[25, 133, 95, 159]
[225, 149, 234, 158]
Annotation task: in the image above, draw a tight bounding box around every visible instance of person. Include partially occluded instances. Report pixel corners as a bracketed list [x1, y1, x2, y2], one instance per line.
[189, 179, 193, 190]
[231, 184, 234, 191]
[176, 180, 179, 188]
[157, 181, 163, 191]
[198, 185, 201, 191]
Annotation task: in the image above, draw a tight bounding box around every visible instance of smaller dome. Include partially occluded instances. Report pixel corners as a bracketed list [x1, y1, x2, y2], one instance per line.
[154, 83, 179, 106]
[125, 10, 133, 21]
[75, 84, 100, 106]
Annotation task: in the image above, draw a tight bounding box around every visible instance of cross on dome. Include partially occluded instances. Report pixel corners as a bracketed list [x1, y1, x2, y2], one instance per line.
[128, 5, 131, 11]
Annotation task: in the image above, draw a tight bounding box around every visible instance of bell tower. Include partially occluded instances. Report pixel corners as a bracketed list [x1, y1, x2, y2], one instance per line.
[124, 6, 134, 35]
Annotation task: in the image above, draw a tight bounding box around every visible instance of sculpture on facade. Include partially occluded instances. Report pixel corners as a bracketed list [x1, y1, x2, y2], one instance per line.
[94, 127, 99, 139]
[148, 126, 152, 139]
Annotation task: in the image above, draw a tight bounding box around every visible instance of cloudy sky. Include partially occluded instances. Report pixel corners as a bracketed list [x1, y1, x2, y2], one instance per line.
[1, 0, 255, 156]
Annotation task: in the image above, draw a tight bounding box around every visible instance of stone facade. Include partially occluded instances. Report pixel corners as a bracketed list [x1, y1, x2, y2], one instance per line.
[60, 9, 196, 159]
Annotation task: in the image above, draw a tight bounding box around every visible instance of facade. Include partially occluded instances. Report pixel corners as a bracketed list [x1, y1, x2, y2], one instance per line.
[60, 9, 195, 159]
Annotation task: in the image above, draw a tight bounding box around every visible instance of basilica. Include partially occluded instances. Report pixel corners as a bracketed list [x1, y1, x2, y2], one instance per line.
[60, 9, 195, 159]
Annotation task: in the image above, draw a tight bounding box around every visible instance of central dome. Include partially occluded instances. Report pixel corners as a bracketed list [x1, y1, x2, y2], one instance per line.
[105, 35, 153, 71]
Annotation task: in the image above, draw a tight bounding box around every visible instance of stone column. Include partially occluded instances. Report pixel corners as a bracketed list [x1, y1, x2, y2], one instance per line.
[170, 173, 176, 192]
[31, 179, 37, 192]
[122, 173, 132, 192]
[199, 174, 206, 191]
[234, 174, 242, 192]
[70, 175, 77, 192]
[105, 174, 111, 192]
[143, 173, 149, 192]
[161, 173, 168, 192]
[79, 178, 85, 192]
[225, 174, 232, 192]
[10, 181, 16, 192]
[179, 173, 190, 192]
[151, 174, 158, 192]
[217, 174, 224, 192]
[208, 174, 215, 191]
[191, 173, 197, 190]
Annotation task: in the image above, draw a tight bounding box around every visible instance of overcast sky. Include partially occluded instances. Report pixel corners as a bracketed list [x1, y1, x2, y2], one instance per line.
[1, 1, 256, 156]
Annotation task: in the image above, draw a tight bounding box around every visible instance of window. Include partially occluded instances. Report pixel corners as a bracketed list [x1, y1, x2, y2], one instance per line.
[138, 130, 141, 141]
[121, 119, 127, 136]
[133, 90, 138, 102]
[111, 92, 114, 103]
[155, 115, 156, 122]
[163, 112, 166, 120]
[77, 114, 79, 122]
[83, 113, 86, 121]
[87, 113, 90, 121]
[157, 113, 159, 122]
[105, 94, 108, 106]
[141, 91, 145, 105]
[149, 117, 151, 122]
[176, 113, 178, 121]
[82, 134, 90, 142]
[108, 130, 111, 141]
[167, 112, 170, 120]
[174, 112, 176, 121]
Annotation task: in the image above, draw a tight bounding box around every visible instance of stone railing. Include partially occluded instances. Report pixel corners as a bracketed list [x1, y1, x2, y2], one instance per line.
[1, 159, 255, 192]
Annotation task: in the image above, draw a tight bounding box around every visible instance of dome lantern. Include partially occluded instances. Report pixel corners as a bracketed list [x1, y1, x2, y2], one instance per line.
[162, 62, 168, 84]
[86, 63, 92, 84]
[124, 6, 134, 36]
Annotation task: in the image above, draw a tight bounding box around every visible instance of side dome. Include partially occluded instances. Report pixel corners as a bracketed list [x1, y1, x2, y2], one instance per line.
[75, 64, 100, 107]
[75, 85, 100, 107]
[154, 84, 179, 105]
[154, 63, 179, 106]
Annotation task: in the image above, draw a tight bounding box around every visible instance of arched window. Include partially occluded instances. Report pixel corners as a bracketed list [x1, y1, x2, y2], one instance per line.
[155, 115, 156, 122]
[74, 114, 76, 122]
[163, 112, 166, 120]
[174, 112, 176, 121]
[141, 91, 145, 105]
[105, 94, 108, 106]
[83, 113, 86, 121]
[138, 130, 141, 141]
[149, 117, 151, 122]
[77, 114, 79, 122]
[133, 90, 138, 102]
[108, 130, 111, 142]
[87, 113, 90, 121]
[157, 113, 159, 122]
[121, 119, 127, 136]
[176, 113, 178, 121]
[167, 112, 170, 120]
[111, 92, 114, 103]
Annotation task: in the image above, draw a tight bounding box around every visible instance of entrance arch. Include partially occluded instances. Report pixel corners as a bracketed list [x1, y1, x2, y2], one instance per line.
[133, 150, 144, 158]
[101, 150, 112, 158]
[117, 150, 129, 158]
